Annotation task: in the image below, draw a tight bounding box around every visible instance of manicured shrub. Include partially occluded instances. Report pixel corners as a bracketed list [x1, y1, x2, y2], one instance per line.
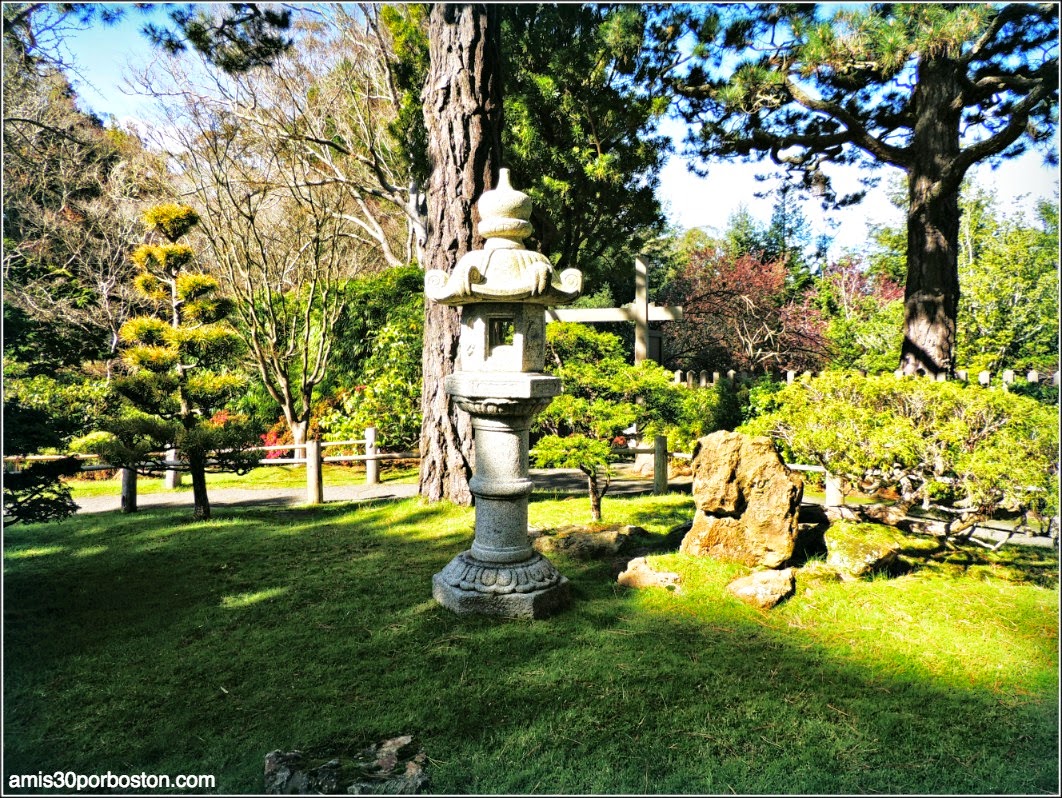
[742, 372, 1058, 531]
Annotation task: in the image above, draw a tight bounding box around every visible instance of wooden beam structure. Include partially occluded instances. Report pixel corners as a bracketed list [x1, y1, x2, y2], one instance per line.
[544, 257, 682, 363]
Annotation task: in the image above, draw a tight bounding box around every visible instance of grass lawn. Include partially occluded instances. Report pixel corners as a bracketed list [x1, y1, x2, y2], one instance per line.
[3, 492, 1058, 794]
[65, 463, 420, 499]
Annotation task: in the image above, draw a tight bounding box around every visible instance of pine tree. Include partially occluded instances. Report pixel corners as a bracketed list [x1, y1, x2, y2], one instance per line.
[658, 3, 1058, 376]
[82, 204, 259, 520]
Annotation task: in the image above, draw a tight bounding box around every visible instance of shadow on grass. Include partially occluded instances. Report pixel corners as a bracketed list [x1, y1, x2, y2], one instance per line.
[3, 497, 1058, 795]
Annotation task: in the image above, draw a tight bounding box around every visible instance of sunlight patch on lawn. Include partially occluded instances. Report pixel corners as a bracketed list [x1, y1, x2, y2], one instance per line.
[220, 587, 290, 609]
[5, 545, 67, 560]
[72, 546, 108, 558]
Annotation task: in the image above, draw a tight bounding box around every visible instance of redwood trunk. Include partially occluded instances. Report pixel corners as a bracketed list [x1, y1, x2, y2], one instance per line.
[900, 57, 963, 377]
[418, 3, 503, 504]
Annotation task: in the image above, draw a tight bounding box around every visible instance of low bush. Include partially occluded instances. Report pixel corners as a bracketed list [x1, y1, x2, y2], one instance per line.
[742, 372, 1059, 536]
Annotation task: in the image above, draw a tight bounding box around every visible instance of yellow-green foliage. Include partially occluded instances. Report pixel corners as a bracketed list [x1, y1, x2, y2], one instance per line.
[119, 317, 170, 347]
[143, 203, 200, 243]
[68, 430, 118, 455]
[131, 243, 195, 276]
[182, 295, 235, 324]
[123, 345, 178, 373]
[133, 271, 168, 302]
[175, 272, 219, 301]
[742, 371, 1058, 516]
[184, 372, 246, 406]
[168, 324, 243, 364]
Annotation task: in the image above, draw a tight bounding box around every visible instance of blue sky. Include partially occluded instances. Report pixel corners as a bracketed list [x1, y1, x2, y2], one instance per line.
[63, 7, 1059, 262]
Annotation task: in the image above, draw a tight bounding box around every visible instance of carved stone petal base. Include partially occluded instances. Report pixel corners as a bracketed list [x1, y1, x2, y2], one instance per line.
[432, 551, 571, 619]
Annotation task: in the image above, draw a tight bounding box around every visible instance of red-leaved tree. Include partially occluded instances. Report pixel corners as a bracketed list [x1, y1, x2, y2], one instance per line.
[664, 248, 828, 374]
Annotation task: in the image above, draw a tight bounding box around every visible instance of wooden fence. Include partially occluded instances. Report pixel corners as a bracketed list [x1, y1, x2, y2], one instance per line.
[671, 367, 1061, 390]
[2, 427, 420, 511]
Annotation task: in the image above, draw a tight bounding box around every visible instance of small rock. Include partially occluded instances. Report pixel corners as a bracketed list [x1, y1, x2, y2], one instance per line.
[264, 737, 429, 796]
[264, 751, 340, 795]
[726, 568, 795, 610]
[348, 736, 430, 795]
[617, 557, 682, 592]
[824, 521, 901, 580]
[532, 524, 649, 560]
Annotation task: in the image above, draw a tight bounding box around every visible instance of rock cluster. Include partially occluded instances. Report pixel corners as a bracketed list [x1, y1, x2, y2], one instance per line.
[264, 736, 429, 795]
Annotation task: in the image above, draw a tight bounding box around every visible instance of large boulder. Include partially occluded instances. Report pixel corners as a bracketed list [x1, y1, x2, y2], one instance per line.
[679, 431, 803, 568]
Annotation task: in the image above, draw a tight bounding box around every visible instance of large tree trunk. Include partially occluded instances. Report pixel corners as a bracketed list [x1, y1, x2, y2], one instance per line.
[418, 4, 503, 504]
[900, 57, 963, 377]
[189, 454, 211, 521]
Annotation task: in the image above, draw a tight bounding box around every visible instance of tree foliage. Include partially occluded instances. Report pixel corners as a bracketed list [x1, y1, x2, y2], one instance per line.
[2, 3, 293, 76]
[501, 4, 671, 301]
[813, 256, 905, 373]
[2, 456, 81, 526]
[2, 37, 168, 371]
[317, 291, 424, 453]
[533, 322, 741, 520]
[743, 372, 1059, 544]
[662, 246, 828, 374]
[954, 191, 1059, 373]
[381, 3, 672, 301]
[657, 3, 1059, 376]
[864, 180, 1060, 374]
[75, 204, 259, 520]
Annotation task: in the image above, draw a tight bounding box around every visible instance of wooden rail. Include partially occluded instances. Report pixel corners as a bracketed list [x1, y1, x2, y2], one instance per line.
[4, 426, 420, 509]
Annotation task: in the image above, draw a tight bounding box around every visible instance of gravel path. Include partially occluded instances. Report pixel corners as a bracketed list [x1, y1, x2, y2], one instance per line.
[72, 467, 690, 515]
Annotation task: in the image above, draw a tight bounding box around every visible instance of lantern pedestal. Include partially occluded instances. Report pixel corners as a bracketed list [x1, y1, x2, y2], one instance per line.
[432, 374, 570, 618]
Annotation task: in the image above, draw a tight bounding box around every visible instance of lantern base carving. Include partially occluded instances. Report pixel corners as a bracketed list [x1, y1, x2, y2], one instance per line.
[432, 551, 571, 619]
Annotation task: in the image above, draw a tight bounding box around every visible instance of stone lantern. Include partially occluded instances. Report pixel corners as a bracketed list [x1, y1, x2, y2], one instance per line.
[425, 168, 582, 619]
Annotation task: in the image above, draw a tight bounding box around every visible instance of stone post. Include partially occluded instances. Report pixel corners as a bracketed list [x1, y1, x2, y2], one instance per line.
[653, 435, 668, 495]
[824, 473, 844, 507]
[164, 447, 182, 488]
[425, 168, 583, 619]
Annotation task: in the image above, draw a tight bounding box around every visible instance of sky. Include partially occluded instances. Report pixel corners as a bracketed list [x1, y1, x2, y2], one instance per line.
[62, 7, 1060, 263]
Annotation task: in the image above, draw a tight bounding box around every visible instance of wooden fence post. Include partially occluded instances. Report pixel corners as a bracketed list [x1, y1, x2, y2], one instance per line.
[305, 440, 323, 505]
[120, 468, 137, 513]
[364, 426, 379, 486]
[653, 435, 668, 495]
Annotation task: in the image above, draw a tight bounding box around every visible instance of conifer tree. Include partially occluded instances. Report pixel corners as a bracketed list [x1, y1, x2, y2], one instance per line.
[657, 3, 1058, 376]
[79, 203, 258, 520]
